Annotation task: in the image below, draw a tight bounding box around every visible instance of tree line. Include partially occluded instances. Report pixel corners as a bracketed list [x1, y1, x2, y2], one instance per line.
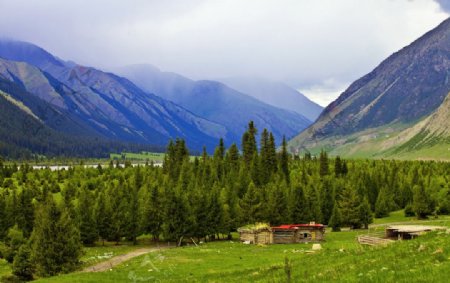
[0, 121, 449, 280]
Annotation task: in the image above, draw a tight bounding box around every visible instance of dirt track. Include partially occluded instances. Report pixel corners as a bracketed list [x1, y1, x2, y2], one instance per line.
[82, 246, 173, 272]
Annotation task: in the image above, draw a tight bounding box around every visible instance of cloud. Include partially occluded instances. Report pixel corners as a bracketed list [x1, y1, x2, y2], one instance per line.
[435, 0, 450, 13]
[0, 0, 447, 106]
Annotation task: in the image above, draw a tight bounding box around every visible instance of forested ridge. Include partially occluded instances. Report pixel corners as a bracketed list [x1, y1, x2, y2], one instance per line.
[0, 122, 449, 281]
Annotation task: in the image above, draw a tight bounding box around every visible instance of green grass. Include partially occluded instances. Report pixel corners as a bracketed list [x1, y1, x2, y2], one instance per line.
[32, 212, 450, 283]
[110, 152, 166, 162]
[79, 243, 148, 269]
[110, 151, 199, 162]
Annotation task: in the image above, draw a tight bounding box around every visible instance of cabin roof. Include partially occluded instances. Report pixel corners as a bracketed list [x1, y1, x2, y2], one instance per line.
[271, 224, 325, 230]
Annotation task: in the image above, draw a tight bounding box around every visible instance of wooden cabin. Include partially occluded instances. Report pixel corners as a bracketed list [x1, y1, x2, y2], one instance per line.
[238, 222, 325, 244]
[272, 223, 325, 244]
[237, 223, 273, 244]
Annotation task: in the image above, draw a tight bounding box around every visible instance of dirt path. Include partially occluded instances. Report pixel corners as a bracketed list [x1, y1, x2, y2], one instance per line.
[82, 246, 174, 273]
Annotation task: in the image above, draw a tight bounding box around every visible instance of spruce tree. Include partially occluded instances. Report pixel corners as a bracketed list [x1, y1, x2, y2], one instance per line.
[94, 190, 111, 245]
[320, 178, 335, 225]
[12, 244, 34, 281]
[374, 186, 391, 218]
[0, 192, 8, 240]
[242, 121, 257, 166]
[359, 197, 373, 229]
[267, 182, 288, 226]
[241, 182, 262, 223]
[289, 184, 308, 224]
[30, 196, 82, 277]
[412, 184, 433, 219]
[338, 186, 361, 229]
[319, 150, 329, 177]
[334, 156, 342, 177]
[78, 187, 98, 245]
[279, 136, 290, 184]
[328, 201, 342, 232]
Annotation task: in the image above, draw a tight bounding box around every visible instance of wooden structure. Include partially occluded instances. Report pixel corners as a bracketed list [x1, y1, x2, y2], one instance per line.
[272, 223, 325, 244]
[237, 223, 273, 244]
[238, 222, 325, 244]
[385, 225, 445, 240]
[357, 235, 394, 246]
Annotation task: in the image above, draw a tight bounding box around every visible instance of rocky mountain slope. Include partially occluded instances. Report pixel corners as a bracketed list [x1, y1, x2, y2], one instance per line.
[289, 17, 450, 159]
[0, 40, 227, 151]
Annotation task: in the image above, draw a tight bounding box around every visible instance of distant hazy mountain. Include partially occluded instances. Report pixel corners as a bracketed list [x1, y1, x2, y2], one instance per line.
[289, 17, 450, 160]
[116, 64, 312, 144]
[0, 40, 226, 151]
[217, 76, 322, 121]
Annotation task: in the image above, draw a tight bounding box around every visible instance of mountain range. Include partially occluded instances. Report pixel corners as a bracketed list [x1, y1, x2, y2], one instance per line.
[114, 64, 312, 144]
[289, 17, 450, 160]
[0, 39, 314, 157]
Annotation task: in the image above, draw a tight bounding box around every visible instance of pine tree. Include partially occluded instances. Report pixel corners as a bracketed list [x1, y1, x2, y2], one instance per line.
[412, 184, 434, 219]
[289, 184, 308, 224]
[242, 121, 257, 166]
[338, 186, 361, 229]
[15, 189, 34, 238]
[94, 190, 111, 245]
[279, 136, 290, 184]
[320, 178, 335, 225]
[241, 182, 262, 223]
[334, 156, 342, 177]
[127, 181, 140, 245]
[78, 187, 98, 245]
[374, 186, 391, 218]
[359, 197, 373, 229]
[12, 244, 34, 281]
[30, 196, 82, 277]
[328, 201, 342, 232]
[0, 192, 8, 240]
[319, 150, 329, 177]
[140, 184, 163, 241]
[306, 184, 322, 223]
[267, 182, 288, 226]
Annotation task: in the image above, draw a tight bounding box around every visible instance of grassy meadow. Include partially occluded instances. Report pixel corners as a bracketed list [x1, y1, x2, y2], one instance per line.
[30, 211, 450, 283]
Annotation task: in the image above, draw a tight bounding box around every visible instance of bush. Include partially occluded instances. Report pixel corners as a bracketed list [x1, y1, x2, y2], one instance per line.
[404, 204, 415, 217]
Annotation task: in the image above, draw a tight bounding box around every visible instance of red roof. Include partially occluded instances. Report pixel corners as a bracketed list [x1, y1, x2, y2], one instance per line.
[271, 224, 325, 230]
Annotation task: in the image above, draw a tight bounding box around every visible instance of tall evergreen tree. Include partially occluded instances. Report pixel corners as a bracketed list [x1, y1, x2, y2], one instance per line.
[319, 150, 329, 177]
[328, 201, 342, 232]
[94, 190, 111, 245]
[12, 244, 34, 281]
[279, 136, 290, 184]
[338, 186, 361, 229]
[241, 182, 262, 223]
[30, 196, 82, 277]
[289, 184, 308, 224]
[359, 197, 373, 229]
[78, 187, 98, 245]
[412, 184, 434, 219]
[242, 121, 257, 166]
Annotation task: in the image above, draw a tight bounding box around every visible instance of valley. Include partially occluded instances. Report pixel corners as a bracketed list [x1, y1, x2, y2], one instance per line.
[0, 3, 449, 283]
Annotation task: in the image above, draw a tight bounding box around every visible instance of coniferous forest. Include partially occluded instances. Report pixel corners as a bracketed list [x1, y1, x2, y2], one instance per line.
[0, 122, 449, 280]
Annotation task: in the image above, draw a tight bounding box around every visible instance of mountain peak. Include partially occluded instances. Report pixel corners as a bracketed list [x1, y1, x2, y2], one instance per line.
[0, 39, 66, 69]
[289, 17, 450, 157]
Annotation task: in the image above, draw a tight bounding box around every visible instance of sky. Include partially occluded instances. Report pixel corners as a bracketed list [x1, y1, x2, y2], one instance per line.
[0, 0, 448, 106]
